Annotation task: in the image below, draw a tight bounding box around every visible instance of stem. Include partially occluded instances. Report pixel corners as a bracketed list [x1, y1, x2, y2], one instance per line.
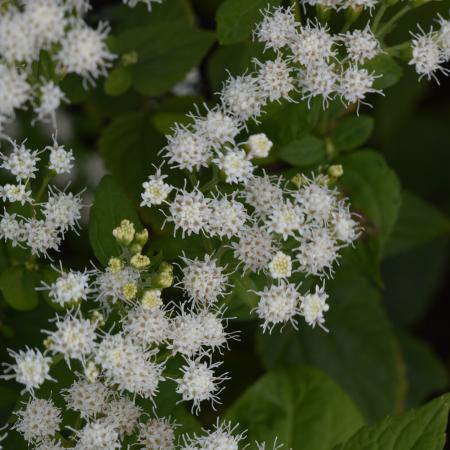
[385, 40, 411, 55]
[34, 173, 50, 204]
[376, 4, 412, 38]
[371, 4, 388, 33]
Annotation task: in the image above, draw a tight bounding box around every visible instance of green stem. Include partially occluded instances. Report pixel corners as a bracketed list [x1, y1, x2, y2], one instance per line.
[371, 4, 388, 33]
[34, 173, 50, 204]
[376, 4, 412, 38]
[385, 40, 411, 55]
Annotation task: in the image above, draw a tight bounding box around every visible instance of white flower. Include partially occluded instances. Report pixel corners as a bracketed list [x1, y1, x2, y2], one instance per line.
[0, 65, 30, 119]
[44, 311, 97, 363]
[247, 133, 273, 159]
[2, 348, 52, 393]
[43, 269, 91, 306]
[266, 201, 304, 240]
[206, 194, 248, 238]
[34, 81, 67, 124]
[214, 149, 254, 184]
[339, 66, 381, 107]
[255, 281, 300, 333]
[163, 125, 212, 171]
[301, 285, 329, 330]
[25, 219, 61, 257]
[437, 15, 450, 59]
[409, 28, 448, 82]
[0, 140, 40, 181]
[243, 173, 283, 217]
[47, 141, 74, 175]
[95, 265, 140, 305]
[168, 308, 205, 357]
[167, 188, 210, 237]
[138, 417, 177, 450]
[176, 358, 228, 414]
[179, 254, 228, 306]
[35, 439, 65, 450]
[194, 421, 245, 450]
[300, 62, 338, 107]
[343, 0, 378, 9]
[0, 184, 33, 205]
[56, 22, 116, 84]
[14, 398, 61, 443]
[221, 75, 265, 122]
[342, 27, 381, 64]
[141, 168, 172, 207]
[331, 202, 360, 243]
[105, 397, 142, 438]
[73, 420, 120, 450]
[268, 252, 292, 279]
[63, 379, 109, 419]
[255, 56, 295, 102]
[254, 6, 297, 51]
[232, 226, 275, 273]
[0, 211, 25, 246]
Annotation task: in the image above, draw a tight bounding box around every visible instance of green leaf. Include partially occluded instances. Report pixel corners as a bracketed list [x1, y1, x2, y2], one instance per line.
[332, 115, 374, 152]
[396, 330, 448, 408]
[364, 54, 403, 90]
[279, 135, 326, 167]
[104, 66, 132, 96]
[333, 394, 450, 450]
[216, 0, 281, 45]
[88, 175, 143, 265]
[338, 150, 402, 278]
[0, 266, 39, 311]
[384, 191, 450, 258]
[257, 267, 406, 422]
[114, 0, 214, 96]
[225, 367, 364, 450]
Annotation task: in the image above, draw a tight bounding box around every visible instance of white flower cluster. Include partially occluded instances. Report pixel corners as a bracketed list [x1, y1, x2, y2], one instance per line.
[302, 0, 378, 10]
[0, 0, 115, 130]
[409, 17, 450, 83]
[0, 137, 83, 258]
[2, 220, 288, 449]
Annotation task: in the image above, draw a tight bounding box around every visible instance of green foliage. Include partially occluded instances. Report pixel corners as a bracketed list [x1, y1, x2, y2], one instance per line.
[226, 367, 365, 449]
[331, 115, 374, 152]
[279, 135, 326, 166]
[88, 175, 143, 265]
[364, 55, 403, 90]
[0, 266, 39, 311]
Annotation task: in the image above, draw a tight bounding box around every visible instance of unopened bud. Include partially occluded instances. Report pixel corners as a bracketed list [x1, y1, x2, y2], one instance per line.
[90, 310, 105, 328]
[130, 253, 151, 269]
[129, 243, 143, 255]
[134, 229, 149, 246]
[141, 289, 162, 310]
[291, 174, 306, 188]
[108, 257, 123, 273]
[85, 362, 99, 382]
[328, 164, 344, 179]
[112, 219, 135, 246]
[122, 282, 138, 301]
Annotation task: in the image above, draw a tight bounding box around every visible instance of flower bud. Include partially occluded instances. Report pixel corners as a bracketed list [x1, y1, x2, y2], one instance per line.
[141, 289, 162, 310]
[134, 229, 149, 246]
[130, 253, 151, 269]
[108, 257, 123, 273]
[328, 164, 344, 179]
[112, 219, 135, 246]
[122, 282, 138, 300]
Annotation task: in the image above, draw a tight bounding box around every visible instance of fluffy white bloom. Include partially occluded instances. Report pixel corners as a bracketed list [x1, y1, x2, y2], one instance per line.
[194, 107, 240, 148]
[168, 308, 205, 357]
[2, 348, 52, 392]
[25, 219, 61, 257]
[409, 29, 448, 82]
[0, 211, 25, 246]
[0, 65, 30, 118]
[214, 149, 254, 184]
[35, 439, 65, 450]
[43, 269, 91, 306]
[255, 56, 295, 102]
[44, 311, 97, 363]
[123, 0, 163, 11]
[106, 397, 142, 438]
[268, 252, 292, 279]
[303, 0, 341, 8]
[296, 228, 340, 277]
[255, 281, 300, 332]
[41, 189, 83, 233]
[342, 27, 381, 64]
[141, 168, 172, 207]
[232, 226, 275, 273]
[122, 304, 170, 346]
[0, 183, 33, 205]
[290, 22, 336, 66]
[300, 62, 338, 107]
[14, 398, 61, 443]
[138, 417, 177, 450]
[343, 0, 378, 9]
[176, 358, 227, 414]
[221, 75, 265, 121]
[254, 6, 297, 51]
[56, 22, 115, 84]
[73, 420, 120, 450]
[34, 81, 67, 124]
[164, 126, 212, 171]
[167, 188, 210, 237]
[266, 201, 304, 240]
[63, 379, 109, 419]
[179, 254, 228, 305]
[206, 194, 248, 238]
[247, 133, 273, 159]
[47, 141, 74, 175]
[94, 265, 140, 304]
[339, 66, 381, 107]
[243, 174, 283, 216]
[301, 285, 329, 330]
[331, 203, 360, 243]
[0, 140, 40, 181]
[437, 16, 450, 59]
[24, 0, 67, 48]
[194, 421, 245, 450]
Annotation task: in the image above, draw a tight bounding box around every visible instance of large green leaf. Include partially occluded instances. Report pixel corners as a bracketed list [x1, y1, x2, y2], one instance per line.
[332, 115, 374, 152]
[257, 267, 406, 422]
[226, 367, 364, 450]
[279, 135, 326, 167]
[88, 175, 143, 265]
[113, 0, 214, 95]
[216, 0, 281, 45]
[333, 394, 450, 450]
[0, 266, 39, 311]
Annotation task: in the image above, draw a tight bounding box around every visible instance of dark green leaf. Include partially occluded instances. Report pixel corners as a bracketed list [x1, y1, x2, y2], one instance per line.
[279, 135, 326, 167]
[216, 0, 281, 45]
[104, 66, 132, 96]
[225, 367, 364, 450]
[88, 175, 143, 265]
[0, 266, 39, 311]
[332, 115, 374, 152]
[364, 54, 403, 90]
[257, 266, 405, 422]
[333, 394, 450, 450]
